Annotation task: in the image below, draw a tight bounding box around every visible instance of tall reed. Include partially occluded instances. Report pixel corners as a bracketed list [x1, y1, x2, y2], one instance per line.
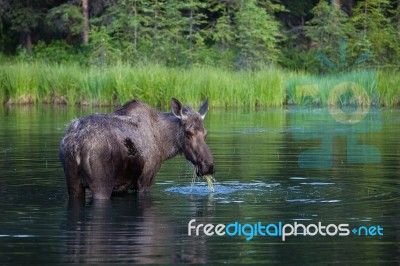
[0, 62, 398, 108]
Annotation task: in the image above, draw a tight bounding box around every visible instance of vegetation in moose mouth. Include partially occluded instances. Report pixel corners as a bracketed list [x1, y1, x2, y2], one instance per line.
[192, 166, 215, 192]
[204, 175, 215, 192]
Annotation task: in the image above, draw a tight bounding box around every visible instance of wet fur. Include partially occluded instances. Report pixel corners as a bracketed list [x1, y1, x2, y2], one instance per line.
[60, 100, 188, 200]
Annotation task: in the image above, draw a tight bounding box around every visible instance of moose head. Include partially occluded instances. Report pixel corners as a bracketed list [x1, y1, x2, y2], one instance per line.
[171, 98, 215, 177]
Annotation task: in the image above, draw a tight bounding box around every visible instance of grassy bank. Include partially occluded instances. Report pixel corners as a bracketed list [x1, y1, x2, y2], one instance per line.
[0, 62, 399, 108]
[0, 62, 289, 108]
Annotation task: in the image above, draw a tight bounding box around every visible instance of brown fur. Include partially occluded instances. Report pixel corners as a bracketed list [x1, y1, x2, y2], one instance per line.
[60, 99, 214, 200]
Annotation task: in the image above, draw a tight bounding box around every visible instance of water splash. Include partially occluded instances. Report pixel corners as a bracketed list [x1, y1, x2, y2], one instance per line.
[165, 181, 280, 195]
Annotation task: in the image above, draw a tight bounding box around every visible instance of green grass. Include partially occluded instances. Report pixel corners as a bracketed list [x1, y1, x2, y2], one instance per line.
[377, 69, 400, 107]
[287, 69, 379, 107]
[0, 61, 399, 108]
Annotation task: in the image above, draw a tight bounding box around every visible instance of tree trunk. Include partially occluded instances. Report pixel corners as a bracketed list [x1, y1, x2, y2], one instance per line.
[189, 8, 193, 60]
[82, 0, 89, 44]
[347, 0, 354, 15]
[20, 32, 32, 53]
[333, 0, 341, 7]
[398, 1, 400, 37]
[152, 0, 158, 53]
[25, 32, 32, 53]
[133, 0, 137, 51]
[66, 31, 74, 44]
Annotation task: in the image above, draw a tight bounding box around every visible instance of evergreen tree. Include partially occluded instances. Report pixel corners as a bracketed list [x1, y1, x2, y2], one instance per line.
[208, 0, 239, 67]
[1, 0, 399, 69]
[350, 0, 399, 65]
[305, 0, 352, 62]
[9, 1, 45, 53]
[92, 0, 151, 60]
[235, 0, 282, 68]
[212, 10, 235, 52]
[161, 0, 188, 64]
[144, 0, 167, 61]
[210, 0, 238, 50]
[181, 0, 208, 63]
[46, 3, 84, 44]
[0, 0, 11, 52]
[89, 25, 122, 65]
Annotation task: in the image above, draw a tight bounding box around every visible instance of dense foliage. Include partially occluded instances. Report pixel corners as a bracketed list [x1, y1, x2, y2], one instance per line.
[0, 0, 399, 71]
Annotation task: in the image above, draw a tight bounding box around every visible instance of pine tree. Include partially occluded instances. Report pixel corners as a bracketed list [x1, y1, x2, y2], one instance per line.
[0, 0, 11, 52]
[146, 0, 166, 60]
[305, 0, 351, 61]
[162, 0, 189, 64]
[92, 0, 149, 60]
[210, 0, 237, 52]
[350, 0, 399, 65]
[207, 0, 239, 67]
[9, 1, 45, 53]
[46, 3, 84, 44]
[235, 0, 282, 68]
[174, 0, 208, 64]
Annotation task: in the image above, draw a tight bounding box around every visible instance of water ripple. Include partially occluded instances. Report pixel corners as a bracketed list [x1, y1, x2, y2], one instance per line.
[164, 181, 280, 195]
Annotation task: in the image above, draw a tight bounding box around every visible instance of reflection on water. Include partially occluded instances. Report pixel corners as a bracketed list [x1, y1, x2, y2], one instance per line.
[0, 105, 399, 265]
[64, 195, 208, 264]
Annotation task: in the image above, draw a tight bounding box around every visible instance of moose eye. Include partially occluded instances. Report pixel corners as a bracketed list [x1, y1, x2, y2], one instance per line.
[185, 130, 194, 138]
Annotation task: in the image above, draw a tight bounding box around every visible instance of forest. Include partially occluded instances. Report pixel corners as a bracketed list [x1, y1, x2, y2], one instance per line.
[0, 0, 400, 106]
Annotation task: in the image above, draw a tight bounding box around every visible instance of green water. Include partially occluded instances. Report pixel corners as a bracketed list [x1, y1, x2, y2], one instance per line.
[0, 105, 398, 265]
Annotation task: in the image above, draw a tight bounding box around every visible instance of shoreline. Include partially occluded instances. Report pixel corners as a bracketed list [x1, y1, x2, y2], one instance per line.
[1, 62, 399, 108]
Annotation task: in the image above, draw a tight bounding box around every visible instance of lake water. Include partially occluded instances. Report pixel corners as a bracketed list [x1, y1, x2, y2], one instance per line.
[0, 105, 399, 265]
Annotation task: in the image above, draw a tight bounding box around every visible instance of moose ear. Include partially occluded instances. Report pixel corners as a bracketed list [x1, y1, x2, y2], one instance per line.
[199, 98, 209, 120]
[171, 98, 186, 120]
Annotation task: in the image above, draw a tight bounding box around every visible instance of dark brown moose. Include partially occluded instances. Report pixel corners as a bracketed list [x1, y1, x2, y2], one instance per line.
[60, 98, 214, 200]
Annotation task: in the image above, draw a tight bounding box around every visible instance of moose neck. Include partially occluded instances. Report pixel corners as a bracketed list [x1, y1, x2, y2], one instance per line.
[158, 112, 184, 161]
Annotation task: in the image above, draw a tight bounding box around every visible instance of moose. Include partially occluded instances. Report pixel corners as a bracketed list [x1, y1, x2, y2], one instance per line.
[60, 98, 214, 200]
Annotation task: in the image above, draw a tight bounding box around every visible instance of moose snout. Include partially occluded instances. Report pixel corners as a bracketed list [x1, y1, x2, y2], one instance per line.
[196, 162, 215, 176]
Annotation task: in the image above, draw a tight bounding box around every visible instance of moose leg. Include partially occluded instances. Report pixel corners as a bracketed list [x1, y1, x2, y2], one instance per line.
[136, 164, 159, 192]
[62, 155, 85, 199]
[84, 152, 115, 200]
